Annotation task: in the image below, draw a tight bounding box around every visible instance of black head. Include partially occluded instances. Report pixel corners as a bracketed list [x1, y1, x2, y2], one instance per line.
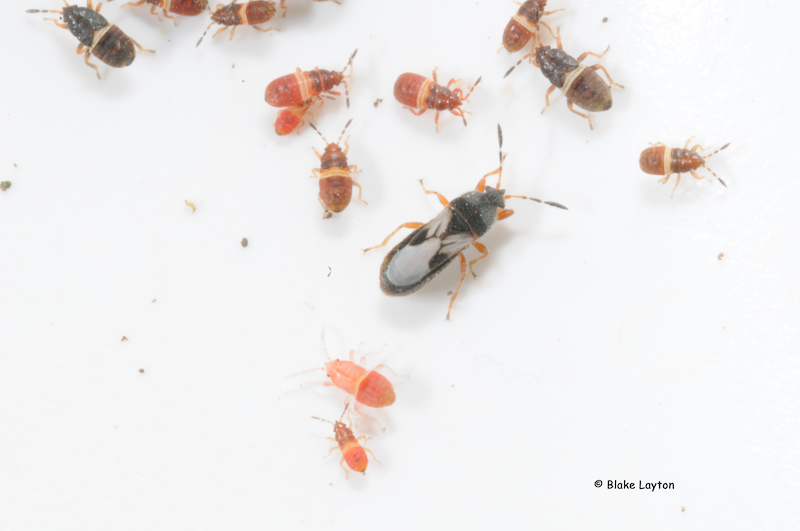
[536, 46, 578, 87]
[62, 5, 108, 47]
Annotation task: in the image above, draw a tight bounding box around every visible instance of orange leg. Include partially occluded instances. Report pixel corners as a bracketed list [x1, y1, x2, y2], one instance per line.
[468, 242, 489, 278]
[83, 52, 101, 79]
[338, 457, 350, 478]
[75, 43, 85, 54]
[313, 148, 323, 159]
[310, 168, 320, 178]
[475, 167, 501, 192]
[228, 26, 237, 41]
[659, 173, 672, 185]
[671, 174, 682, 198]
[576, 46, 610, 64]
[497, 208, 515, 221]
[252, 25, 280, 33]
[211, 25, 228, 39]
[434, 110, 441, 133]
[44, 18, 69, 29]
[446, 254, 468, 321]
[419, 179, 449, 207]
[589, 64, 624, 89]
[431, 67, 438, 83]
[541, 85, 556, 115]
[405, 107, 427, 116]
[122, 0, 146, 6]
[130, 38, 155, 54]
[147, 4, 164, 21]
[689, 169, 705, 181]
[353, 181, 367, 205]
[363, 447, 382, 465]
[567, 100, 595, 130]
[161, 7, 178, 26]
[363, 222, 424, 253]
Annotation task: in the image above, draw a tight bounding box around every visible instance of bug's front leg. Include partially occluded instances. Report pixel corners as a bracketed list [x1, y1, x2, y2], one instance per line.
[419, 180, 449, 207]
[446, 253, 468, 321]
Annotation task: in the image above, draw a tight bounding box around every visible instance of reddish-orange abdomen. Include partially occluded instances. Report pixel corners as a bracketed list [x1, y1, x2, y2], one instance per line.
[502, 0, 547, 53]
[164, 0, 207, 16]
[332, 421, 369, 474]
[325, 360, 395, 408]
[393, 73, 459, 111]
[274, 99, 314, 135]
[639, 145, 666, 175]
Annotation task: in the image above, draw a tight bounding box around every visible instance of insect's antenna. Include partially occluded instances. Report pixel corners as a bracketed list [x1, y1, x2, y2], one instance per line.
[703, 142, 730, 160]
[337, 119, 353, 144]
[196, 21, 216, 47]
[341, 48, 357, 109]
[504, 194, 569, 210]
[311, 415, 335, 426]
[26, 8, 63, 14]
[461, 76, 482, 103]
[338, 402, 349, 422]
[284, 366, 325, 381]
[308, 122, 329, 145]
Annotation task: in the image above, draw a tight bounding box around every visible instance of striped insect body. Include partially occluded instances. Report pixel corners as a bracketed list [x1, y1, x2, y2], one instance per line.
[312, 404, 380, 478]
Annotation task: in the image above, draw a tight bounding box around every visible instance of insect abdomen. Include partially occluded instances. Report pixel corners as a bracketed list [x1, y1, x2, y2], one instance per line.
[356, 371, 396, 408]
[319, 175, 352, 213]
[92, 25, 136, 68]
[503, 1, 542, 52]
[564, 67, 612, 112]
[168, 0, 207, 16]
[245, 1, 276, 24]
[639, 145, 666, 175]
[334, 425, 368, 473]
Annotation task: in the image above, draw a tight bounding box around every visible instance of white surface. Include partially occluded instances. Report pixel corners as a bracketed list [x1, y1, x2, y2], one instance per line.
[1, 0, 798, 529]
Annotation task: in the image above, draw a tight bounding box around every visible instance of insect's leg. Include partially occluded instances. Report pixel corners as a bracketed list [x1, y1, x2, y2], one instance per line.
[452, 108, 469, 127]
[280, 0, 286, 17]
[317, 197, 332, 219]
[352, 181, 367, 205]
[566, 100, 595, 130]
[670, 174, 682, 199]
[431, 67, 438, 83]
[659, 173, 672, 185]
[353, 401, 379, 425]
[348, 165, 359, 174]
[76, 43, 85, 54]
[576, 45, 610, 64]
[689, 169, 706, 181]
[540, 85, 556, 115]
[162, 7, 178, 26]
[83, 51, 101, 80]
[371, 363, 398, 378]
[310, 168, 320, 178]
[313, 148, 323, 159]
[211, 25, 228, 39]
[419, 179, 449, 207]
[497, 209, 515, 221]
[324, 446, 338, 458]
[228, 25, 237, 41]
[648, 141, 667, 147]
[315, 0, 342, 4]
[300, 380, 336, 389]
[44, 18, 69, 29]
[552, 25, 562, 49]
[363, 447, 382, 465]
[339, 458, 350, 479]
[121, 0, 146, 7]
[542, 9, 564, 16]
[446, 78, 460, 89]
[475, 167, 501, 192]
[588, 64, 625, 89]
[87, 0, 95, 12]
[130, 38, 155, 54]
[690, 143, 707, 153]
[435, 111, 441, 133]
[252, 25, 280, 33]
[404, 107, 427, 116]
[357, 435, 371, 443]
[446, 254, 468, 321]
[363, 222, 424, 253]
[468, 242, 489, 279]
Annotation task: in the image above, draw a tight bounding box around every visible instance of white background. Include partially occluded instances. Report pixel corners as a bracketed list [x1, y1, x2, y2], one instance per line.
[1, 0, 798, 529]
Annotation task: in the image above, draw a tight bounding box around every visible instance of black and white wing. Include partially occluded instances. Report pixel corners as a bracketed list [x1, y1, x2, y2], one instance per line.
[379, 208, 475, 296]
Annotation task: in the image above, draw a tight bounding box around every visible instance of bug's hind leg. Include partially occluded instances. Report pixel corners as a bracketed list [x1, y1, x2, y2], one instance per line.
[339, 457, 350, 479]
[468, 242, 489, 278]
[588, 64, 624, 89]
[83, 51, 101, 79]
[130, 38, 155, 54]
[446, 254, 468, 321]
[252, 25, 280, 33]
[567, 100, 594, 130]
[352, 181, 367, 205]
[670, 174, 682, 199]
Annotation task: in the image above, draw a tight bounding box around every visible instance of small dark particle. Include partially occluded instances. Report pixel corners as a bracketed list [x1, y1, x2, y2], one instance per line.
[139, 368, 144, 373]
[122, 336, 128, 341]
[232, 63, 235, 69]
[374, 99, 383, 107]
[681, 506, 685, 512]
[152, 299, 156, 303]
[602, 17, 608, 23]
[0, 181, 10, 192]
[718, 252, 724, 260]
[447, 291, 453, 296]
[241, 238, 249, 248]
[328, 266, 332, 277]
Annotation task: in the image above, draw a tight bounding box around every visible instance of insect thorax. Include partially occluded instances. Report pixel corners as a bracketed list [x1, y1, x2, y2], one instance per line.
[537, 47, 579, 88]
[63, 6, 108, 47]
[449, 188, 504, 237]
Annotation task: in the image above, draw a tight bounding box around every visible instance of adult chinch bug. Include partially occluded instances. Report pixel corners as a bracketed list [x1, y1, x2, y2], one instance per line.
[640, 140, 730, 198]
[363, 125, 567, 320]
[265, 49, 357, 109]
[121, 0, 207, 25]
[309, 119, 365, 219]
[312, 404, 380, 478]
[27, 0, 154, 79]
[196, 1, 279, 47]
[393, 70, 481, 132]
[505, 27, 623, 130]
[502, 0, 562, 54]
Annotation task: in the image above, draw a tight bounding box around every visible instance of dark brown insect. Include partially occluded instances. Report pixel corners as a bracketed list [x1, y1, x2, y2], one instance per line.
[265, 49, 357, 109]
[121, 0, 207, 25]
[502, 0, 562, 54]
[505, 27, 623, 130]
[639, 140, 730, 198]
[309, 120, 365, 219]
[393, 69, 481, 132]
[196, 1, 279, 47]
[27, 0, 154, 79]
